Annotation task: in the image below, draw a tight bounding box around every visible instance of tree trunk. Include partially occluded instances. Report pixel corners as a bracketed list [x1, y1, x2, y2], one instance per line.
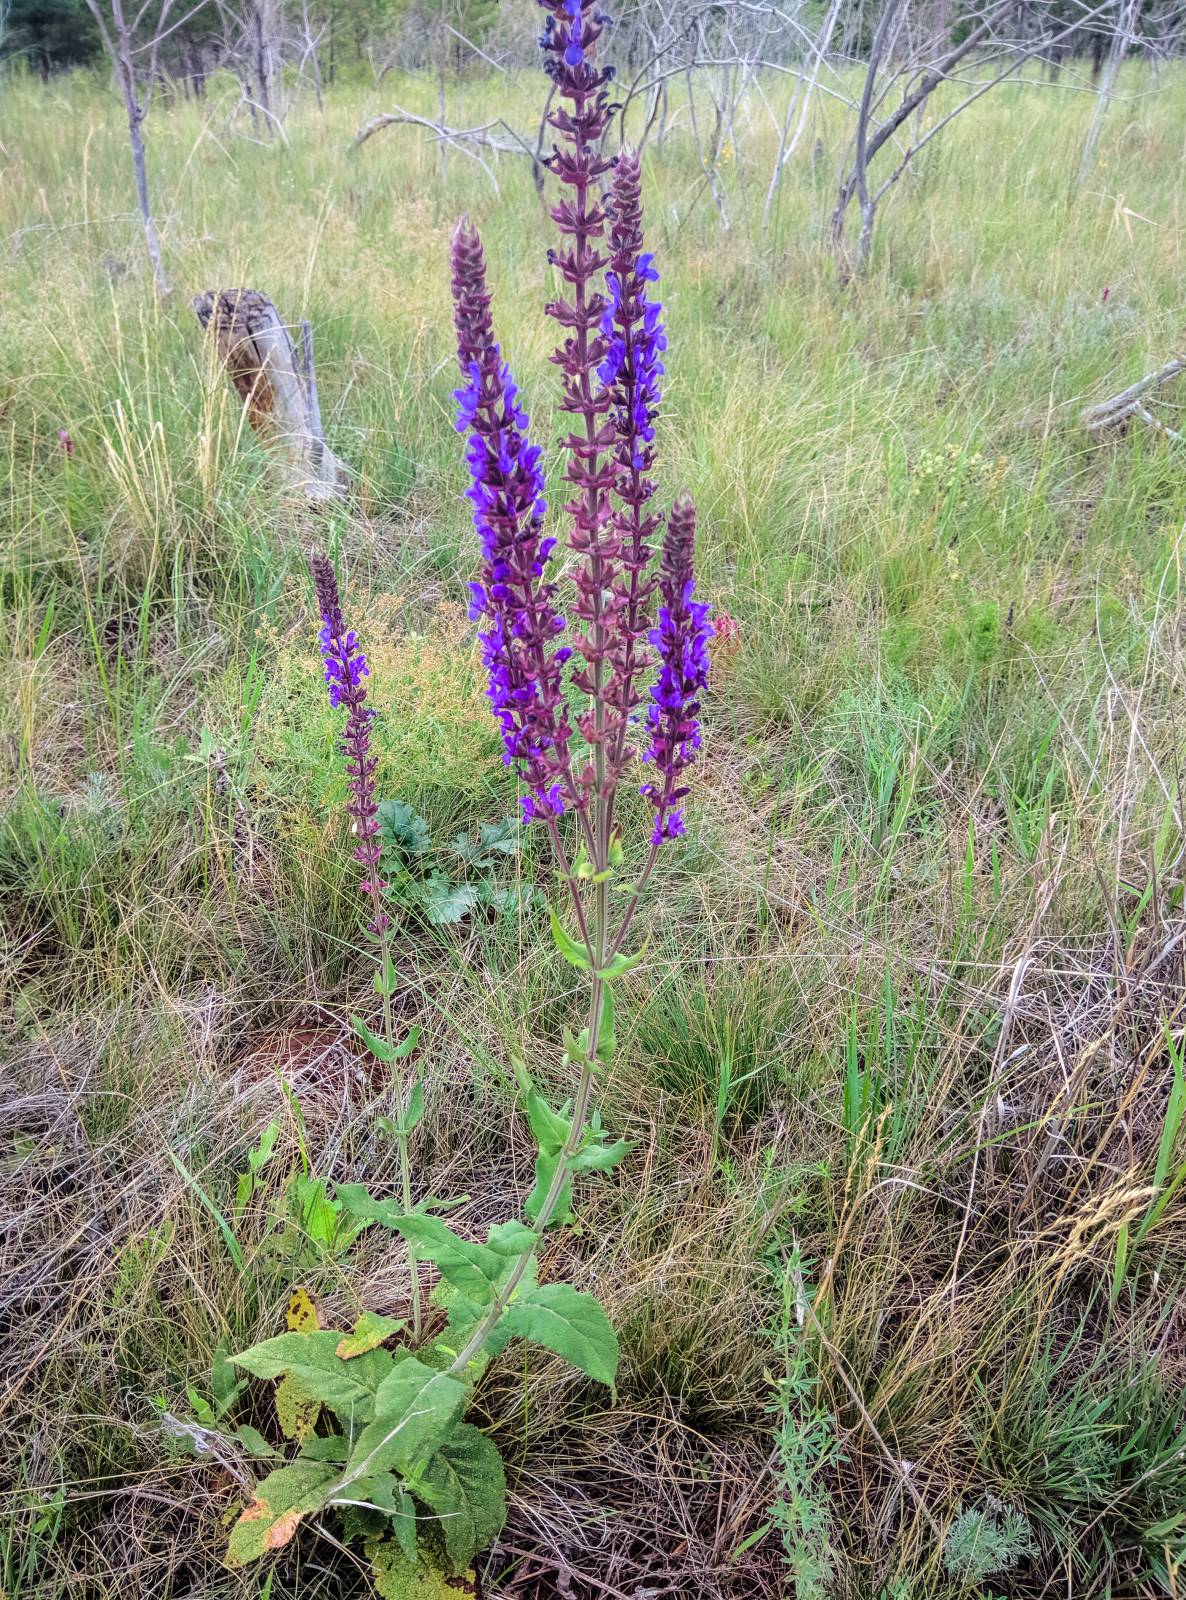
[112, 2, 170, 297]
[194, 289, 350, 501]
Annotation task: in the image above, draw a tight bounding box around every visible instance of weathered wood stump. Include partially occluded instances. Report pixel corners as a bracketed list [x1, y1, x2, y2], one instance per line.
[194, 288, 350, 501]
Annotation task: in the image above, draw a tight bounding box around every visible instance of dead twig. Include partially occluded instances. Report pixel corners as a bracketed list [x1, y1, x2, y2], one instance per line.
[1083, 354, 1186, 440]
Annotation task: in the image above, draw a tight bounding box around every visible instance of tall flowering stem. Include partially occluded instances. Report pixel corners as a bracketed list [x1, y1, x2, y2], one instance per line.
[311, 552, 387, 938]
[540, 0, 620, 821]
[310, 553, 423, 1341]
[450, 219, 585, 836]
[445, 0, 713, 1357]
[601, 146, 666, 798]
[642, 493, 713, 846]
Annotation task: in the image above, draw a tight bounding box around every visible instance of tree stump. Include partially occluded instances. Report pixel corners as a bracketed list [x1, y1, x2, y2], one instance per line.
[194, 289, 350, 501]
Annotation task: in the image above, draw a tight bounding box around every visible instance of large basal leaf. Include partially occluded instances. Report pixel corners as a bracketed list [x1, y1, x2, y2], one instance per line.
[275, 1371, 320, 1442]
[377, 799, 431, 858]
[413, 1421, 507, 1572]
[366, 1536, 478, 1600]
[420, 873, 479, 927]
[232, 1331, 394, 1415]
[343, 1359, 467, 1481]
[226, 1460, 338, 1567]
[498, 1283, 618, 1386]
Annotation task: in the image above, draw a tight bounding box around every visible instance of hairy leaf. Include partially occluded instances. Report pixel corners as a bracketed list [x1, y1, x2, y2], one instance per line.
[232, 1332, 394, 1415]
[414, 1422, 506, 1570]
[226, 1460, 337, 1566]
[366, 1537, 475, 1600]
[275, 1372, 320, 1442]
[343, 1359, 467, 1480]
[383, 1213, 507, 1304]
[378, 800, 431, 858]
[337, 1311, 405, 1360]
[499, 1283, 618, 1386]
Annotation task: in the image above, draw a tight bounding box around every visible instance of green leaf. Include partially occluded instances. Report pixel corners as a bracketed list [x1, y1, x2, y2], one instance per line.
[383, 1214, 506, 1304]
[499, 1283, 618, 1386]
[597, 942, 647, 980]
[335, 1182, 405, 1230]
[593, 986, 615, 1062]
[521, 1080, 570, 1154]
[390, 1025, 421, 1062]
[477, 882, 538, 915]
[569, 1137, 630, 1173]
[378, 800, 431, 858]
[337, 1311, 405, 1359]
[289, 1173, 341, 1248]
[414, 1422, 507, 1571]
[420, 874, 478, 926]
[402, 1079, 425, 1132]
[351, 1015, 417, 1066]
[525, 1148, 572, 1229]
[232, 1332, 394, 1414]
[373, 951, 399, 997]
[232, 1425, 281, 1459]
[211, 1342, 242, 1411]
[343, 1359, 467, 1480]
[366, 1537, 467, 1600]
[479, 816, 521, 855]
[299, 1435, 349, 1463]
[549, 907, 591, 970]
[226, 1460, 338, 1566]
[485, 1219, 537, 1256]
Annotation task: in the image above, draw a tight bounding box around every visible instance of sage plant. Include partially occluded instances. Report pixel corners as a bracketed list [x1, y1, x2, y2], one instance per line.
[224, 9, 709, 1581]
[450, 0, 711, 1270]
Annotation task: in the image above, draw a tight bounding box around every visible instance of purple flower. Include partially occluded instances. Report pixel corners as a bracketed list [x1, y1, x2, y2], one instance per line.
[538, 0, 623, 801]
[601, 149, 666, 775]
[59, 429, 74, 458]
[450, 217, 580, 824]
[641, 493, 712, 845]
[310, 552, 389, 933]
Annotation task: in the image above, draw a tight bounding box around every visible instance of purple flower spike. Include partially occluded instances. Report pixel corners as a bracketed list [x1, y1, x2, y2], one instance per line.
[310, 552, 390, 933]
[602, 148, 665, 774]
[641, 493, 712, 845]
[450, 217, 581, 825]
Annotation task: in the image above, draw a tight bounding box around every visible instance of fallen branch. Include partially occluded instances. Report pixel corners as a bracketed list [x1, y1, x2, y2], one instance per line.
[194, 288, 350, 501]
[1083, 354, 1186, 441]
[352, 106, 539, 194]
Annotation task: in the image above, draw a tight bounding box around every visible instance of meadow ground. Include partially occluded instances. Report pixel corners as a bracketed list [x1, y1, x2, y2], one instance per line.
[1, 57, 1185, 1600]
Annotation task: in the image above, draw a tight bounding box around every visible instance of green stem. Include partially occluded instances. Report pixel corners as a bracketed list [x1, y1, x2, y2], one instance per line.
[378, 923, 422, 1343]
[449, 872, 608, 1377]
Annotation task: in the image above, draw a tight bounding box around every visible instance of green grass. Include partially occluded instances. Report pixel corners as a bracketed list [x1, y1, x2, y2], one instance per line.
[2, 54, 1185, 1600]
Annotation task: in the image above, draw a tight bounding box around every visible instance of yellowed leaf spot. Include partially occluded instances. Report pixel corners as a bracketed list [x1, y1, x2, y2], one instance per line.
[264, 1510, 305, 1550]
[275, 1372, 320, 1442]
[336, 1310, 404, 1359]
[286, 1286, 320, 1332]
[240, 1497, 270, 1523]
